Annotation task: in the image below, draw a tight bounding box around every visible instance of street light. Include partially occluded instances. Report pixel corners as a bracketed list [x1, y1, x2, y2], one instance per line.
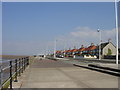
[115, 0, 119, 64]
[63, 41, 67, 57]
[45, 45, 48, 57]
[54, 39, 57, 58]
[97, 29, 101, 60]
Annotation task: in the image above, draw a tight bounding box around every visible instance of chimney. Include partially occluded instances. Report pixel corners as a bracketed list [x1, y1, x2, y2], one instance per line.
[81, 45, 84, 48]
[91, 43, 94, 46]
[108, 38, 112, 43]
[74, 46, 76, 49]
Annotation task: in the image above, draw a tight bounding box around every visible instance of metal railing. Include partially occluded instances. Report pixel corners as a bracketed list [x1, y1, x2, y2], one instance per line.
[0, 57, 29, 89]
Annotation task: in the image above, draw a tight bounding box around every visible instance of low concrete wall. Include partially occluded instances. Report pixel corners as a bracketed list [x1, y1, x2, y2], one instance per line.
[104, 55, 120, 60]
[68, 57, 120, 64]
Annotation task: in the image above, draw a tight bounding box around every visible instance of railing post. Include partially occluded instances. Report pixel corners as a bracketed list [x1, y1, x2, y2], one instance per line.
[24, 58, 26, 69]
[23, 58, 25, 71]
[19, 58, 21, 76]
[0, 65, 2, 89]
[21, 58, 23, 73]
[25, 57, 27, 69]
[10, 60, 12, 89]
[27, 57, 29, 65]
[14, 59, 18, 82]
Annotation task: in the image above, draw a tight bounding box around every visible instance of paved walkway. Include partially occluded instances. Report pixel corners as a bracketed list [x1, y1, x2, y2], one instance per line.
[14, 58, 118, 88]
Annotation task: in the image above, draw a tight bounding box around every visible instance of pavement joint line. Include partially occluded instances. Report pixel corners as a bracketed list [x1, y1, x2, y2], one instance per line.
[56, 68, 93, 88]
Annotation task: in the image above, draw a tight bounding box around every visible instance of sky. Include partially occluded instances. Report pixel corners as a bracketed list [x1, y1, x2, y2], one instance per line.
[2, 2, 117, 55]
[118, 1, 120, 50]
[0, 1, 2, 55]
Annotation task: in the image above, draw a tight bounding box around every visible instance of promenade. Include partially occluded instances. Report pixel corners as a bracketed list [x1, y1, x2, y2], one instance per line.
[13, 58, 118, 88]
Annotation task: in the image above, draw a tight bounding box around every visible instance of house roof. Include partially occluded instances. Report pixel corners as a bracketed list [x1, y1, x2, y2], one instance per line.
[63, 50, 68, 53]
[56, 41, 115, 54]
[67, 50, 72, 52]
[85, 45, 97, 51]
[64, 50, 71, 53]
[64, 49, 78, 53]
[56, 50, 61, 54]
[101, 42, 109, 49]
[71, 49, 78, 52]
[78, 47, 86, 52]
[96, 42, 109, 49]
[89, 45, 97, 50]
[85, 48, 89, 51]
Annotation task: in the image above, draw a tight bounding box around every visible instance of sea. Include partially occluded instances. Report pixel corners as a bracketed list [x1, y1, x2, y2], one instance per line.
[0, 58, 16, 84]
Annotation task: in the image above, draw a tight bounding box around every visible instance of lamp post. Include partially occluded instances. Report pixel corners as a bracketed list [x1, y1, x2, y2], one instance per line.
[54, 39, 57, 58]
[63, 42, 67, 57]
[97, 29, 101, 60]
[115, 0, 119, 64]
[45, 45, 48, 58]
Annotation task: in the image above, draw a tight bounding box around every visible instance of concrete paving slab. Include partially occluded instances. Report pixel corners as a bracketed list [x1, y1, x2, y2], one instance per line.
[12, 59, 118, 88]
[23, 69, 72, 82]
[21, 81, 86, 88]
[84, 79, 118, 88]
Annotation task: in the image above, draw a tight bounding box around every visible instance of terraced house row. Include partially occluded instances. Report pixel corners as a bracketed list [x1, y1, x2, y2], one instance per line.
[56, 39, 116, 59]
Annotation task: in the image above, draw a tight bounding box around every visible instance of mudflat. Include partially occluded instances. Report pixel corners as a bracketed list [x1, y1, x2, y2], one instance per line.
[0, 55, 29, 59]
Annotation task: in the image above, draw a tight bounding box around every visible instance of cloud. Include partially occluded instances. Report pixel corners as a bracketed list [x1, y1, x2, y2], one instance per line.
[70, 27, 98, 38]
[70, 27, 116, 42]
[56, 26, 116, 50]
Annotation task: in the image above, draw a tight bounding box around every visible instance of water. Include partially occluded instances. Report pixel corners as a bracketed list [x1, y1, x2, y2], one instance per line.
[0, 59, 10, 84]
[0, 58, 16, 84]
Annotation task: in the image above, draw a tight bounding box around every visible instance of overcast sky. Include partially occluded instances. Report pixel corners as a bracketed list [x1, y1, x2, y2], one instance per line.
[2, 2, 117, 55]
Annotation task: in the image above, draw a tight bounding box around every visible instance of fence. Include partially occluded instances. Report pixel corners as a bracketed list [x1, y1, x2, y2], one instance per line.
[0, 57, 29, 89]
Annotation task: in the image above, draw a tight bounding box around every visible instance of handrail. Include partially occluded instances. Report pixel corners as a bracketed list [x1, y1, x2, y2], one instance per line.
[2, 66, 11, 71]
[0, 56, 29, 89]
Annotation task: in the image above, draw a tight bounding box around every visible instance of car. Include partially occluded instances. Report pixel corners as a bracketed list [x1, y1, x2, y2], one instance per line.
[56, 55, 64, 58]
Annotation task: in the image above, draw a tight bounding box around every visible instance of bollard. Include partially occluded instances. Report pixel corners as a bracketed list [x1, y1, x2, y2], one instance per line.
[19, 58, 21, 76]
[9, 61, 12, 89]
[14, 59, 18, 82]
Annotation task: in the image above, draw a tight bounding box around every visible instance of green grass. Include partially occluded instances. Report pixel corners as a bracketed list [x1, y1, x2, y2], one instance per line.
[2, 73, 16, 90]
